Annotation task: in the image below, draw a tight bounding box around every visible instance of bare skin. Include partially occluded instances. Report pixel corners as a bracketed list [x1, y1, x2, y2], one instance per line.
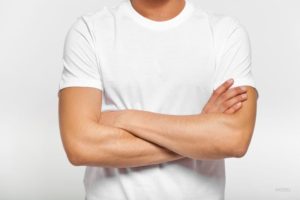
[58, 0, 257, 167]
[130, 0, 186, 21]
[102, 85, 257, 160]
[58, 0, 189, 168]
[58, 78, 249, 167]
[99, 79, 256, 160]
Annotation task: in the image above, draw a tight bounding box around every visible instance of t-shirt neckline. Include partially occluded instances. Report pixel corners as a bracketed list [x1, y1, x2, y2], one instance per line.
[124, 0, 195, 31]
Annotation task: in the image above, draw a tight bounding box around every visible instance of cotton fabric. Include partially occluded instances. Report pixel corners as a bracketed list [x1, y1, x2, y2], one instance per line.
[58, 0, 257, 199]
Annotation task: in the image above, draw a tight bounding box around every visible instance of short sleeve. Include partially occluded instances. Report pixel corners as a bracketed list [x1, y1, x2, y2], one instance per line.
[57, 16, 103, 96]
[213, 17, 259, 97]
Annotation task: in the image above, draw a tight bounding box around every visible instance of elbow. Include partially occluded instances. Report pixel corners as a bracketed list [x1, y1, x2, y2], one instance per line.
[64, 140, 85, 166]
[231, 144, 248, 158]
[67, 150, 83, 166]
[228, 130, 252, 158]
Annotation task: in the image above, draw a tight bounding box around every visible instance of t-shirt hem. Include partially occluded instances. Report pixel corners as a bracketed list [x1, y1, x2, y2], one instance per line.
[57, 80, 103, 97]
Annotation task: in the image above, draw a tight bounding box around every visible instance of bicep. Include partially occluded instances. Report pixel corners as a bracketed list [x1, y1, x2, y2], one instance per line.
[58, 87, 102, 157]
[229, 86, 258, 151]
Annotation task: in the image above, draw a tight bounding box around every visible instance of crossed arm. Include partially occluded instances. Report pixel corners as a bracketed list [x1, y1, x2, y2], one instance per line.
[109, 86, 257, 160]
[59, 87, 184, 168]
[58, 79, 258, 167]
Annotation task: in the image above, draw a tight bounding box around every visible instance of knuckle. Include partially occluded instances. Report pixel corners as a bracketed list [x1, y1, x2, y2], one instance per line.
[238, 95, 244, 101]
[227, 108, 234, 114]
[235, 102, 242, 108]
[240, 94, 247, 100]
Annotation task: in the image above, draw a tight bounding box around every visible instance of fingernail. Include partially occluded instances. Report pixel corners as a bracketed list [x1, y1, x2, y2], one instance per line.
[227, 79, 233, 84]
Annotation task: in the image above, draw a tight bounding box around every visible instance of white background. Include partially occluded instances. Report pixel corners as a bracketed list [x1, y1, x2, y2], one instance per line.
[0, 0, 299, 199]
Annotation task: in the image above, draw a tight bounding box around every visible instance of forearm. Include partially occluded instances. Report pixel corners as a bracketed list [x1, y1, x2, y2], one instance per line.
[115, 110, 241, 160]
[73, 121, 185, 168]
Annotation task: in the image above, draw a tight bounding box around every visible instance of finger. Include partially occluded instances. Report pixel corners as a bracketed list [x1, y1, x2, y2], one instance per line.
[211, 79, 234, 102]
[218, 86, 247, 103]
[220, 93, 247, 112]
[224, 102, 243, 114]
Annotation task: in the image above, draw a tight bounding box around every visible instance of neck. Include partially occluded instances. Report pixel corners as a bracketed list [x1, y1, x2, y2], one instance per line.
[129, 0, 186, 21]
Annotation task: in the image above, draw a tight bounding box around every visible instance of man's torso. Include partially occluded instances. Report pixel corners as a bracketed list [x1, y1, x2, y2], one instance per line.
[80, 0, 235, 199]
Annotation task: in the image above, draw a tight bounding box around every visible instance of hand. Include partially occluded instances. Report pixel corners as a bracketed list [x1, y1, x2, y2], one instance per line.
[201, 79, 248, 114]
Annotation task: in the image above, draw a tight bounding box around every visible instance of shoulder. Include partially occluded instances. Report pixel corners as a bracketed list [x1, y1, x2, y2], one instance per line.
[188, 4, 246, 40]
[65, 2, 122, 42]
[199, 8, 243, 32]
[191, 5, 249, 38]
[69, 0, 124, 31]
[191, 4, 240, 28]
[71, 6, 112, 30]
[197, 9, 250, 47]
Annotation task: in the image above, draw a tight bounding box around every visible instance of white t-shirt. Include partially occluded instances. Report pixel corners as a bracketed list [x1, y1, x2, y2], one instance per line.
[58, 0, 257, 199]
